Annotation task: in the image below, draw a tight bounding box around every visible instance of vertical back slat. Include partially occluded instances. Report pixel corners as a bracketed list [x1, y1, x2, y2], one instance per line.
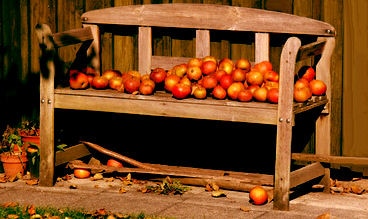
[138, 27, 153, 75]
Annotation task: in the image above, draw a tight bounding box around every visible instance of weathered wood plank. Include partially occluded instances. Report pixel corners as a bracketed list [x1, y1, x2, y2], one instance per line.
[292, 153, 368, 166]
[290, 162, 325, 188]
[55, 144, 91, 166]
[274, 37, 301, 211]
[53, 89, 279, 124]
[81, 4, 335, 36]
[67, 160, 275, 192]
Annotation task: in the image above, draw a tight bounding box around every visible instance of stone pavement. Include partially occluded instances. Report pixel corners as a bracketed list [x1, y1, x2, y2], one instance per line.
[1, 175, 368, 219]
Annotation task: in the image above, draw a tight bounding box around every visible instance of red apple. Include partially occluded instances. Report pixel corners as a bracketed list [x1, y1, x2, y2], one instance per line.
[235, 58, 251, 72]
[69, 71, 89, 90]
[164, 74, 181, 93]
[294, 86, 312, 102]
[299, 66, 316, 82]
[212, 85, 227, 100]
[172, 63, 188, 78]
[309, 79, 327, 96]
[237, 89, 253, 102]
[246, 70, 264, 86]
[294, 78, 310, 89]
[187, 57, 203, 68]
[91, 75, 109, 89]
[218, 58, 234, 74]
[263, 81, 279, 90]
[150, 67, 167, 84]
[102, 69, 121, 81]
[247, 84, 260, 95]
[263, 70, 279, 82]
[124, 77, 141, 94]
[227, 82, 245, 100]
[127, 70, 141, 81]
[253, 87, 268, 102]
[140, 73, 150, 81]
[219, 74, 234, 90]
[202, 55, 218, 65]
[266, 87, 279, 103]
[139, 82, 155, 95]
[201, 60, 218, 75]
[214, 69, 227, 81]
[192, 84, 207, 99]
[109, 76, 124, 91]
[201, 75, 218, 90]
[180, 76, 192, 87]
[86, 73, 96, 86]
[186, 65, 202, 81]
[172, 83, 191, 99]
[231, 68, 247, 82]
[107, 159, 123, 168]
[253, 60, 273, 74]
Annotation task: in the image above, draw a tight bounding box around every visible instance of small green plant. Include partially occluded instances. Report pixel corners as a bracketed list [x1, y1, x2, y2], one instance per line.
[146, 176, 191, 195]
[17, 119, 40, 136]
[1, 125, 24, 155]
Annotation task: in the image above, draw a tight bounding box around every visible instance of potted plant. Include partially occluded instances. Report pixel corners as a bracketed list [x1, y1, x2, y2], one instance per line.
[16, 120, 40, 179]
[17, 119, 40, 147]
[0, 125, 28, 178]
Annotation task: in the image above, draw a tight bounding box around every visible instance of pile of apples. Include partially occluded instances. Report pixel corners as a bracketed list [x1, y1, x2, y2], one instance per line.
[68, 56, 327, 104]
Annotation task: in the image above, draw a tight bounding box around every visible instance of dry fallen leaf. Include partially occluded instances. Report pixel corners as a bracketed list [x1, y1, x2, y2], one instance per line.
[316, 212, 331, 219]
[25, 179, 39, 185]
[28, 204, 37, 215]
[330, 186, 344, 193]
[119, 186, 127, 193]
[91, 173, 103, 180]
[0, 175, 7, 183]
[266, 189, 274, 202]
[350, 185, 365, 195]
[240, 206, 251, 212]
[211, 190, 227, 198]
[2, 202, 19, 207]
[105, 177, 115, 182]
[88, 157, 101, 166]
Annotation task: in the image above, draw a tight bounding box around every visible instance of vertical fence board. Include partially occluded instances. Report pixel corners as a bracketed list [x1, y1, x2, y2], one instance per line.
[86, 0, 113, 72]
[343, 0, 368, 158]
[113, 0, 136, 73]
[323, 0, 343, 157]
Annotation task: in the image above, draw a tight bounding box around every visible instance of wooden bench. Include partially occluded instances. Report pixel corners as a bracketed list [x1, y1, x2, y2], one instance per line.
[36, 3, 335, 211]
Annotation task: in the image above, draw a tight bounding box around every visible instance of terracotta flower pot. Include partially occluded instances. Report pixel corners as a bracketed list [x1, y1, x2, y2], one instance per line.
[21, 135, 40, 147]
[0, 153, 28, 178]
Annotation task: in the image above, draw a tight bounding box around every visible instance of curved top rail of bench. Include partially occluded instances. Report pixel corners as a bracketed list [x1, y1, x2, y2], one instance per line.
[81, 3, 335, 37]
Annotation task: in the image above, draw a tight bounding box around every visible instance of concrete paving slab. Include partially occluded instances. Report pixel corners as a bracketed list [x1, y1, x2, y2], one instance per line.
[1, 177, 368, 219]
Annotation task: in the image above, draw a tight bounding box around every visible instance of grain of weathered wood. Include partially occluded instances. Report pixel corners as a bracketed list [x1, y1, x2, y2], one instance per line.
[138, 27, 152, 75]
[255, 33, 269, 63]
[289, 162, 325, 188]
[274, 37, 301, 211]
[196, 30, 210, 58]
[55, 144, 91, 166]
[81, 4, 335, 36]
[292, 153, 368, 166]
[36, 24, 56, 186]
[67, 160, 275, 191]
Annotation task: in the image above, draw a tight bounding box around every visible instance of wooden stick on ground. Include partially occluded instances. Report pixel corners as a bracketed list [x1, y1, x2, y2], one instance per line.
[81, 141, 157, 170]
